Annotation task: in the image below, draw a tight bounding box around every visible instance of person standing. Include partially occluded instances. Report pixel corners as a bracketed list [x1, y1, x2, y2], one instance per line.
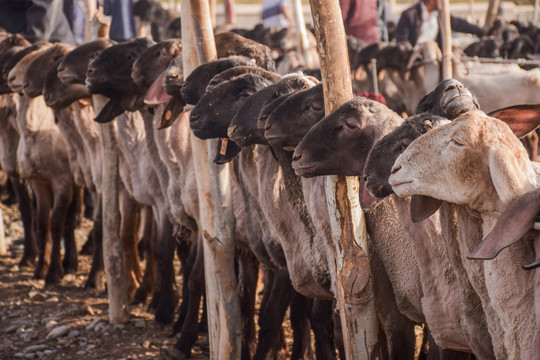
[0, 0, 76, 45]
[340, 0, 380, 45]
[395, 0, 485, 47]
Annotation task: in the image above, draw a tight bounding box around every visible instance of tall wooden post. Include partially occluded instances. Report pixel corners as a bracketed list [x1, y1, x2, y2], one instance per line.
[89, 9, 130, 324]
[440, 0, 453, 79]
[291, 0, 313, 67]
[485, 0, 501, 29]
[534, 0, 539, 27]
[182, 1, 242, 358]
[307, 0, 378, 358]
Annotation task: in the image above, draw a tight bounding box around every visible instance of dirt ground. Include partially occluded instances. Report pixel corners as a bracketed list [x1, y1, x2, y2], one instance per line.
[0, 201, 210, 360]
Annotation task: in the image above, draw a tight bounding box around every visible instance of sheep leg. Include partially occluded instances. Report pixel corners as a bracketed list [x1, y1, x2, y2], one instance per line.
[32, 181, 52, 280]
[309, 299, 337, 360]
[252, 268, 295, 360]
[61, 184, 81, 274]
[289, 293, 313, 360]
[85, 195, 105, 290]
[11, 177, 36, 268]
[172, 235, 205, 358]
[154, 214, 179, 325]
[132, 206, 154, 304]
[172, 237, 199, 334]
[45, 183, 73, 285]
[237, 253, 259, 360]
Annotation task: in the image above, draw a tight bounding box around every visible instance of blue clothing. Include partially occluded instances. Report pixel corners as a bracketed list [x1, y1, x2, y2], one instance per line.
[103, 0, 137, 42]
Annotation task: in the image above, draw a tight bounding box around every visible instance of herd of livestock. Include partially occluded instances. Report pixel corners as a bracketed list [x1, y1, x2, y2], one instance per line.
[1, 2, 540, 359]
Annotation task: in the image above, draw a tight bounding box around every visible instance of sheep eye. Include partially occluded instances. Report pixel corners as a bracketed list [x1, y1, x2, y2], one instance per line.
[450, 139, 464, 147]
[345, 122, 356, 130]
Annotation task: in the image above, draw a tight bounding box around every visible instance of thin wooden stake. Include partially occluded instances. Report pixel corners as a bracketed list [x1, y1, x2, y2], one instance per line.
[89, 9, 130, 324]
[183, 0, 242, 358]
[485, 0, 501, 29]
[440, 0, 453, 79]
[307, 0, 378, 357]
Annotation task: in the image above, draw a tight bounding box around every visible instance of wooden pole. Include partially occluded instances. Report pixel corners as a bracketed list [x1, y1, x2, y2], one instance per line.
[485, 0, 501, 29]
[307, 0, 377, 358]
[534, 0, 539, 27]
[182, 1, 242, 358]
[468, 0, 474, 23]
[440, 0, 453, 79]
[89, 8, 130, 324]
[291, 0, 313, 67]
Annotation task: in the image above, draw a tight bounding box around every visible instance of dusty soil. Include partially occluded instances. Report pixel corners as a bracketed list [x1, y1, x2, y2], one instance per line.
[0, 201, 210, 360]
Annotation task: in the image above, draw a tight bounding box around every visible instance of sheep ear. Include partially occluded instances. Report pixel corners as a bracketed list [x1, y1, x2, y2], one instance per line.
[159, 97, 184, 129]
[469, 188, 540, 260]
[94, 100, 124, 123]
[488, 146, 534, 205]
[213, 137, 241, 164]
[488, 103, 540, 138]
[145, 68, 172, 105]
[409, 195, 442, 223]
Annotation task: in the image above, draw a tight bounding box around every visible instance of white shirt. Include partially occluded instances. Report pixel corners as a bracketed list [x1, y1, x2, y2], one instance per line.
[417, 2, 439, 44]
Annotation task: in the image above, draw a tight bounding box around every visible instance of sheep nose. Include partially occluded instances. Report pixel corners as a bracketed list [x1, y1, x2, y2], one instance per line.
[292, 152, 302, 162]
[363, 174, 369, 183]
[57, 65, 65, 72]
[167, 73, 179, 79]
[265, 122, 272, 131]
[390, 165, 401, 175]
[7, 74, 15, 83]
[190, 114, 200, 122]
[23, 81, 29, 88]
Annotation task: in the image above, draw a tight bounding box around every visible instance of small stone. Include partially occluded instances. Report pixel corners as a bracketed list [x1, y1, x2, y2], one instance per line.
[86, 344, 96, 351]
[86, 318, 101, 331]
[10, 265, 20, 272]
[68, 330, 80, 337]
[142, 340, 151, 348]
[45, 296, 59, 303]
[45, 320, 58, 329]
[134, 320, 145, 329]
[36, 351, 43, 358]
[76, 350, 86, 356]
[103, 332, 110, 337]
[23, 353, 35, 359]
[16, 327, 26, 335]
[43, 350, 55, 355]
[28, 290, 39, 298]
[94, 323, 103, 332]
[24, 344, 48, 353]
[6, 325, 18, 333]
[46, 325, 68, 340]
[14, 353, 24, 358]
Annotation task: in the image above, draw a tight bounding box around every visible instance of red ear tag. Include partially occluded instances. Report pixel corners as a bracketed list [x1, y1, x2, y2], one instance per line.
[220, 138, 228, 155]
[165, 110, 172, 120]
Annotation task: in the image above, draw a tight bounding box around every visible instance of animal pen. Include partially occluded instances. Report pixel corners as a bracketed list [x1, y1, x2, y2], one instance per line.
[2, 0, 540, 358]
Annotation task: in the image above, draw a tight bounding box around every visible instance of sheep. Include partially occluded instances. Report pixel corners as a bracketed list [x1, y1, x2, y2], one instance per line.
[54, 39, 149, 292]
[189, 70, 341, 359]
[290, 88, 500, 357]
[7, 43, 78, 285]
[389, 109, 539, 359]
[0, 35, 36, 268]
[383, 40, 540, 114]
[86, 37, 185, 325]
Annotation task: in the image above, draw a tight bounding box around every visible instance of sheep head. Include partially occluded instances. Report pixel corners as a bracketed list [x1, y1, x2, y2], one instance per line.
[390, 110, 537, 213]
